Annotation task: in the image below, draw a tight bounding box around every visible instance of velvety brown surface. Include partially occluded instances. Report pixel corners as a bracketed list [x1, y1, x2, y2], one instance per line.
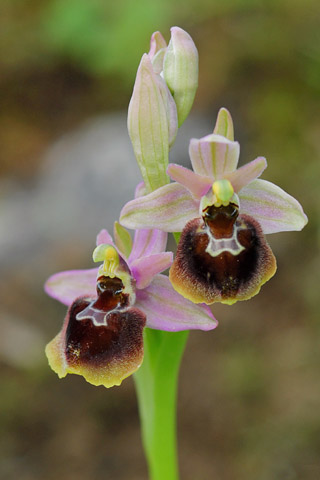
[66, 298, 146, 369]
[170, 214, 276, 304]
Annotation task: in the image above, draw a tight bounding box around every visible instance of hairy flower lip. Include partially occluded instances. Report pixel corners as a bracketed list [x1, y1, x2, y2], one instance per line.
[169, 214, 277, 305]
[46, 295, 147, 388]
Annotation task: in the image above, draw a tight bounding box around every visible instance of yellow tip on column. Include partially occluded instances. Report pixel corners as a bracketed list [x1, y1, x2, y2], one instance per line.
[92, 244, 119, 277]
[212, 179, 234, 206]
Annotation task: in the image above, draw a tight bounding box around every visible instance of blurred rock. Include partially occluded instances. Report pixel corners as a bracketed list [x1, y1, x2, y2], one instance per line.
[0, 111, 211, 273]
[0, 313, 45, 368]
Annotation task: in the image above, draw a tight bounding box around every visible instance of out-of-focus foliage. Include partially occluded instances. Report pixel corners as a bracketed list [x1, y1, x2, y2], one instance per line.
[1, 0, 319, 180]
[1, 0, 318, 79]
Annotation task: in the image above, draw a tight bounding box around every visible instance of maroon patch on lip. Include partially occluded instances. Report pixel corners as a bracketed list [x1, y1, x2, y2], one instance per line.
[64, 276, 146, 368]
[94, 276, 130, 311]
[203, 203, 239, 238]
[170, 212, 276, 304]
[65, 302, 146, 368]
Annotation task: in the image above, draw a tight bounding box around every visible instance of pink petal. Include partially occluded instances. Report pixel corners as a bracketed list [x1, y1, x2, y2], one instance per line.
[167, 163, 212, 199]
[225, 157, 267, 193]
[135, 274, 218, 332]
[129, 229, 168, 262]
[96, 229, 114, 246]
[130, 253, 173, 289]
[120, 183, 199, 232]
[189, 134, 240, 178]
[45, 268, 97, 306]
[239, 179, 308, 234]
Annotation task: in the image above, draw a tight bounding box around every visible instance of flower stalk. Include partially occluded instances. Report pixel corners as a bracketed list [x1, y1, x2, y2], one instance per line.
[134, 329, 188, 480]
[129, 28, 200, 479]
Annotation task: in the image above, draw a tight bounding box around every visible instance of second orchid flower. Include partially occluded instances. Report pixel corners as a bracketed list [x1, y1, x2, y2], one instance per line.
[120, 108, 308, 305]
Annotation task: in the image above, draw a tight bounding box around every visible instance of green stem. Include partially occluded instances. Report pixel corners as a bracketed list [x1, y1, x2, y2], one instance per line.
[134, 328, 189, 480]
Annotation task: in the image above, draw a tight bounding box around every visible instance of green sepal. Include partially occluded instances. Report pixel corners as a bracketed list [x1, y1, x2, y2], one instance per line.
[113, 221, 133, 258]
[213, 107, 234, 141]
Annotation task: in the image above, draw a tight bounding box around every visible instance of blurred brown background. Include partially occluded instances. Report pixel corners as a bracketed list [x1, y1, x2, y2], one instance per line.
[0, 1, 319, 479]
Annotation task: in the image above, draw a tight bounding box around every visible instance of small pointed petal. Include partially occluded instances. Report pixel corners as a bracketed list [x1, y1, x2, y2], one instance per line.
[189, 134, 240, 179]
[148, 31, 167, 60]
[129, 229, 168, 262]
[128, 54, 169, 192]
[168, 163, 212, 199]
[113, 222, 132, 259]
[163, 27, 198, 126]
[135, 274, 218, 331]
[149, 31, 167, 74]
[225, 157, 267, 193]
[45, 269, 97, 306]
[120, 183, 199, 232]
[131, 252, 173, 289]
[96, 229, 114, 246]
[213, 107, 234, 141]
[239, 179, 308, 234]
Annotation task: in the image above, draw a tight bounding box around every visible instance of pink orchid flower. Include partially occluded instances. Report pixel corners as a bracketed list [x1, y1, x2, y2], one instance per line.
[120, 108, 308, 305]
[45, 222, 217, 388]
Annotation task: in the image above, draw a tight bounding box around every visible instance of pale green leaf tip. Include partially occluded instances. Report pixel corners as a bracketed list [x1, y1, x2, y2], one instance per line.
[113, 221, 132, 258]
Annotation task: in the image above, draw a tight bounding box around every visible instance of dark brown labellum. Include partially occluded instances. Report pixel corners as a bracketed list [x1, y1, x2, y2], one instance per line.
[66, 297, 146, 369]
[53, 275, 146, 387]
[169, 213, 276, 305]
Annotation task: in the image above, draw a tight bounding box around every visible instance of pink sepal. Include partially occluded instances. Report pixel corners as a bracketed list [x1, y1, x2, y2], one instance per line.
[45, 268, 97, 306]
[135, 274, 218, 332]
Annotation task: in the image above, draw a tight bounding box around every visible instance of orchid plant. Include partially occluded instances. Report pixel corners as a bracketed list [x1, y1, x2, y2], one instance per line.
[45, 27, 307, 480]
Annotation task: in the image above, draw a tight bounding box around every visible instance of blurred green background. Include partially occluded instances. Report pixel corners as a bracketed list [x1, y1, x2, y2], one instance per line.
[0, 0, 319, 479]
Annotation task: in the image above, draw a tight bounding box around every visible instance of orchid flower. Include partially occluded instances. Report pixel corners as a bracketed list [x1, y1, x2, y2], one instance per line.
[120, 108, 308, 305]
[45, 221, 217, 388]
